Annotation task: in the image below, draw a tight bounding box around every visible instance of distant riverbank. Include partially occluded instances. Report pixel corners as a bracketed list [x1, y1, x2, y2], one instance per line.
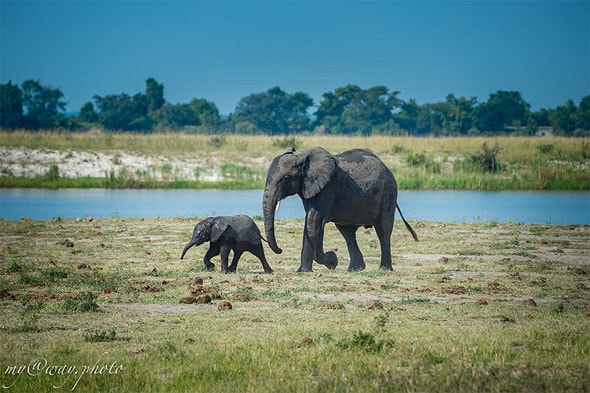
[1, 131, 588, 190]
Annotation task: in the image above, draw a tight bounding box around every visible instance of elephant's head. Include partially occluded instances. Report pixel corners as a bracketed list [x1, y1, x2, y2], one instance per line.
[180, 217, 228, 259]
[262, 147, 337, 254]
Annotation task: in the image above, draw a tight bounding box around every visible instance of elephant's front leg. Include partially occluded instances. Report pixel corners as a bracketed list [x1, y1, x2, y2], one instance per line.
[203, 245, 219, 271]
[219, 244, 232, 274]
[299, 209, 338, 272]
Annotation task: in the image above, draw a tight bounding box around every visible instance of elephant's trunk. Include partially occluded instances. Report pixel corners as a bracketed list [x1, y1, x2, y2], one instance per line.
[263, 188, 283, 254]
[180, 240, 196, 260]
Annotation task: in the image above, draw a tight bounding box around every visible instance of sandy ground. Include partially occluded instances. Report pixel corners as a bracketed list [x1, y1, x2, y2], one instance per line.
[0, 147, 222, 181]
[3, 217, 587, 315]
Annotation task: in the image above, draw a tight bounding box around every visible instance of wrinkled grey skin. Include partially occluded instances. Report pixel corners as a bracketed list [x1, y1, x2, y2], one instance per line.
[263, 147, 418, 272]
[181, 215, 273, 274]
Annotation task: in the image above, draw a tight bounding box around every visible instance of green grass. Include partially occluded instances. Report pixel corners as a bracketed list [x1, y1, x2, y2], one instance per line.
[1, 131, 588, 190]
[0, 176, 265, 190]
[0, 217, 588, 391]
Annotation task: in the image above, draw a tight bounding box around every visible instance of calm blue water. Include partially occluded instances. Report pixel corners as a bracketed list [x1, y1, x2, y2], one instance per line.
[0, 189, 588, 224]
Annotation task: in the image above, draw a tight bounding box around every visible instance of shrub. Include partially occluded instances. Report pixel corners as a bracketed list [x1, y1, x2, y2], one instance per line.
[537, 143, 554, 155]
[336, 330, 394, 353]
[407, 152, 441, 173]
[8, 260, 22, 273]
[84, 329, 126, 342]
[272, 136, 301, 150]
[61, 291, 100, 312]
[41, 267, 68, 281]
[407, 152, 427, 166]
[46, 164, 60, 180]
[389, 144, 406, 154]
[208, 135, 226, 148]
[469, 142, 502, 173]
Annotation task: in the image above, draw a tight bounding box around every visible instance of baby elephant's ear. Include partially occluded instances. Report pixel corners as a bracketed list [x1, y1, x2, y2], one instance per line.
[210, 219, 229, 242]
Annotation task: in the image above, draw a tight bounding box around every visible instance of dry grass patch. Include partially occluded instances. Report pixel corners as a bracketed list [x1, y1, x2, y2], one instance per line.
[0, 217, 588, 392]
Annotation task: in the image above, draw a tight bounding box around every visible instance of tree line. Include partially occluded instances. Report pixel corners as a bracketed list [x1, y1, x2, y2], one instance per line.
[1, 78, 588, 136]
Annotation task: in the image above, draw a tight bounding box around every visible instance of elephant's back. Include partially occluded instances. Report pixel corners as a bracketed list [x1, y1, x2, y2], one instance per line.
[336, 149, 395, 186]
[227, 214, 263, 243]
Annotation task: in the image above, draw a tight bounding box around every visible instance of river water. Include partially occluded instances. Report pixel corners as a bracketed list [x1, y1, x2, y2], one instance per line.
[1, 189, 588, 224]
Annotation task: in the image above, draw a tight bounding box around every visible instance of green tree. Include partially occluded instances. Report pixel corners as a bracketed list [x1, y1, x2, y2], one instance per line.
[93, 92, 150, 131]
[315, 85, 401, 135]
[314, 90, 347, 134]
[145, 77, 165, 113]
[393, 99, 419, 134]
[530, 108, 551, 128]
[152, 103, 200, 130]
[549, 99, 578, 135]
[476, 90, 530, 132]
[433, 94, 477, 134]
[21, 80, 66, 129]
[188, 98, 220, 128]
[234, 86, 313, 134]
[419, 94, 478, 135]
[79, 101, 98, 123]
[151, 98, 219, 131]
[91, 78, 167, 131]
[576, 95, 590, 131]
[0, 81, 24, 129]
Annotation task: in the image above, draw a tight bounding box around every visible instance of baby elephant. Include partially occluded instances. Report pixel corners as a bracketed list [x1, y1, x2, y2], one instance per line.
[180, 215, 273, 274]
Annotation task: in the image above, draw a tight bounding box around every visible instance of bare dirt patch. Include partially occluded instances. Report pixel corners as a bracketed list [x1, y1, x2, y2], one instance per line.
[0, 147, 221, 181]
[1, 218, 588, 320]
[110, 303, 209, 315]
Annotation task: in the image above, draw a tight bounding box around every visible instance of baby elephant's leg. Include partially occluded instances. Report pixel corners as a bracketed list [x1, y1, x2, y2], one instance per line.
[227, 250, 244, 273]
[203, 246, 219, 271]
[251, 243, 273, 274]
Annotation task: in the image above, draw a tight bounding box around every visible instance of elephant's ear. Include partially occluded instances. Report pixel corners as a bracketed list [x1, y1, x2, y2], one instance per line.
[301, 147, 337, 199]
[210, 219, 229, 243]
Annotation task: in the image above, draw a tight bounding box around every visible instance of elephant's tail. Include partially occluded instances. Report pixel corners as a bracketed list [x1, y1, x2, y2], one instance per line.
[396, 204, 419, 242]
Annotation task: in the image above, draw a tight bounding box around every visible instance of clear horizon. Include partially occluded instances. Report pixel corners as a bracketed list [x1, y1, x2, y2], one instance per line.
[1, 1, 588, 114]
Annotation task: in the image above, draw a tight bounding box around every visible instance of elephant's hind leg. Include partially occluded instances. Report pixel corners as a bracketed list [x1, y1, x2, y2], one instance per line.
[336, 224, 365, 272]
[374, 221, 393, 270]
[250, 243, 273, 274]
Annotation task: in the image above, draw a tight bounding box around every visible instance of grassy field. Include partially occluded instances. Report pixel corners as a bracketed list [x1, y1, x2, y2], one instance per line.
[1, 216, 588, 392]
[1, 131, 588, 190]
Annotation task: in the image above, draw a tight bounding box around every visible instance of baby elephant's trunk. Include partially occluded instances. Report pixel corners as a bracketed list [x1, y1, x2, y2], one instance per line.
[180, 240, 196, 260]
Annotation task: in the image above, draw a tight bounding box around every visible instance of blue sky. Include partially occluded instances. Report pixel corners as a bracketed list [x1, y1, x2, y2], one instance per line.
[1, 1, 588, 114]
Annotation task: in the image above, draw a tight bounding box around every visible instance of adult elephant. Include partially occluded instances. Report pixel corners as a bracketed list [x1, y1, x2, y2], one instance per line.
[263, 147, 418, 272]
